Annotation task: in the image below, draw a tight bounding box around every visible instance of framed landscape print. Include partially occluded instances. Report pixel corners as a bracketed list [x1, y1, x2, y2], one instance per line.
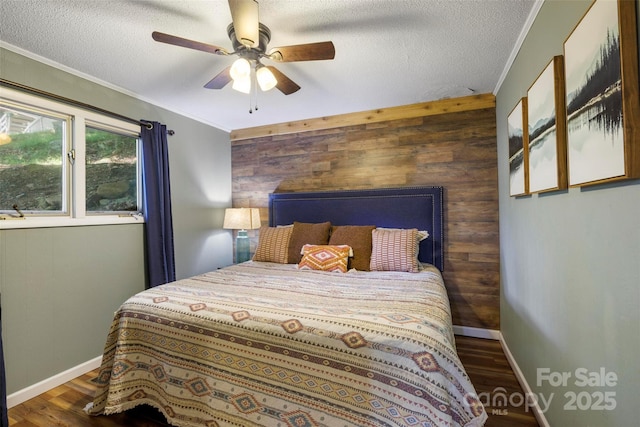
[563, 0, 640, 186]
[527, 56, 568, 193]
[508, 98, 528, 196]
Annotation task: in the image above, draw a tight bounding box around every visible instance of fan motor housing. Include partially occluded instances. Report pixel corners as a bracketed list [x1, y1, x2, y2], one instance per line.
[227, 22, 271, 57]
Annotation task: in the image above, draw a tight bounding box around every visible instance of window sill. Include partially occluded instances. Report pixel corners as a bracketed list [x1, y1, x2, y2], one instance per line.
[0, 214, 145, 229]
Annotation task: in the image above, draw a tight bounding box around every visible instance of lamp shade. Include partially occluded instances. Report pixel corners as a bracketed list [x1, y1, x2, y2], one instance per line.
[223, 208, 261, 230]
[232, 75, 252, 94]
[229, 58, 251, 80]
[256, 66, 277, 91]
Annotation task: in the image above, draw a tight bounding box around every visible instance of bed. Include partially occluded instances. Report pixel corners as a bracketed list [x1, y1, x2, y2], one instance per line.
[86, 187, 487, 427]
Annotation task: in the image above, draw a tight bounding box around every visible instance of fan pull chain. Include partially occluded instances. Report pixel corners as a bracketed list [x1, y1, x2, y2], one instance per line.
[251, 66, 259, 113]
[248, 75, 253, 113]
[248, 65, 256, 114]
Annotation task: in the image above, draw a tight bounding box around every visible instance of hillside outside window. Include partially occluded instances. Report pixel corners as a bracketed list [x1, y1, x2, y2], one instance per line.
[0, 102, 67, 213]
[85, 125, 139, 213]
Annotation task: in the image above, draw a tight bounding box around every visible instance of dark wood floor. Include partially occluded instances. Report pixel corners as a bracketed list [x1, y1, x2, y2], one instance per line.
[8, 336, 539, 427]
[455, 336, 540, 427]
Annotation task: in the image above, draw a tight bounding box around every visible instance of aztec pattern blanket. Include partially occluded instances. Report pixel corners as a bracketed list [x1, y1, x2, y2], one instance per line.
[87, 261, 486, 427]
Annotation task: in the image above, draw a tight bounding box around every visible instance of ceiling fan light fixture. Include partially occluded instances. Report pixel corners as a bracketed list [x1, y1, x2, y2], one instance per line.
[256, 65, 277, 91]
[230, 58, 251, 81]
[152, 1, 335, 103]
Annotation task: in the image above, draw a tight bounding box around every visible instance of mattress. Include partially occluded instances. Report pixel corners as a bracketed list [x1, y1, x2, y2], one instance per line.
[86, 261, 486, 427]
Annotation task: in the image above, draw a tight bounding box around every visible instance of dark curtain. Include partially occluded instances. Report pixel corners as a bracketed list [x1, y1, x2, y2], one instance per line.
[1, 303, 7, 427]
[141, 121, 176, 287]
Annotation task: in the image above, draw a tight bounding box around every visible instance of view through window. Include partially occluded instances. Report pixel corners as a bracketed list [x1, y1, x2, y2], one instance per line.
[0, 103, 66, 212]
[0, 91, 141, 219]
[85, 126, 138, 212]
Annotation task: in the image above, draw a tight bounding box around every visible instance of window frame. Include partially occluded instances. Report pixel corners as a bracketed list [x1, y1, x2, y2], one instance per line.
[0, 87, 144, 229]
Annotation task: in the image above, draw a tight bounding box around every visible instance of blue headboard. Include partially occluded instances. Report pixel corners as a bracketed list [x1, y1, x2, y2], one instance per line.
[269, 186, 444, 270]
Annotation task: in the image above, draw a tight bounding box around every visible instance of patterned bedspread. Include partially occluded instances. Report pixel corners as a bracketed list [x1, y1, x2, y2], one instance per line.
[87, 261, 486, 427]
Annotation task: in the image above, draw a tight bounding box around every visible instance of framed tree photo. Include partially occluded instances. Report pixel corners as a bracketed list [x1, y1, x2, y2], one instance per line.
[527, 56, 568, 193]
[563, 0, 640, 186]
[508, 98, 529, 196]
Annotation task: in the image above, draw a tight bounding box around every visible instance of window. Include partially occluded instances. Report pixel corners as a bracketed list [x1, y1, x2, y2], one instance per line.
[85, 125, 139, 212]
[0, 87, 142, 227]
[0, 102, 68, 212]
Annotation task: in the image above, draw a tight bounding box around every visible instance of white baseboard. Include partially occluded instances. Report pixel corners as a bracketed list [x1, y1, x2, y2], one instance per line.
[7, 355, 102, 409]
[499, 335, 551, 427]
[453, 325, 501, 340]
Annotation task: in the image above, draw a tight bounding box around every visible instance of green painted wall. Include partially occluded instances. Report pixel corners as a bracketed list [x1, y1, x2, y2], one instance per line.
[496, 1, 640, 425]
[0, 47, 233, 395]
[1, 225, 146, 393]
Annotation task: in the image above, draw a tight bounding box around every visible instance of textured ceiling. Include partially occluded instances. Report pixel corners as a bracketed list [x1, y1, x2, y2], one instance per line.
[0, 0, 537, 132]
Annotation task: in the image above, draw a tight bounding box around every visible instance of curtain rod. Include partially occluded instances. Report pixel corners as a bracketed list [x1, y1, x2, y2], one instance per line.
[0, 78, 174, 135]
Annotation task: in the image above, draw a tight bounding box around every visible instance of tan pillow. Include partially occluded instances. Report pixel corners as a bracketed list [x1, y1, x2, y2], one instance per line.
[370, 228, 420, 272]
[377, 227, 429, 241]
[287, 221, 332, 264]
[253, 226, 293, 263]
[298, 245, 352, 273]
[328, 225, 376, 271]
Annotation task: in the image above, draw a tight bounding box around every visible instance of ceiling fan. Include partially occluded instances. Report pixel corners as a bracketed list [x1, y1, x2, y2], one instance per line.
[151, 0, 335, 98]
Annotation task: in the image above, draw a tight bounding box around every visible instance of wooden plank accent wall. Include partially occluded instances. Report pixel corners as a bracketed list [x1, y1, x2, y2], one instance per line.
[230, 94, 500, 330]
[231, 94, 496, 141]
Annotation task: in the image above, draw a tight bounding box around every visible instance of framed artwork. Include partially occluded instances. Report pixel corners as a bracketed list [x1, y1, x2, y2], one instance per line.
[508, 98, 529, 196]
[527, 56, 568, 193]
[563, 0, 640, 186]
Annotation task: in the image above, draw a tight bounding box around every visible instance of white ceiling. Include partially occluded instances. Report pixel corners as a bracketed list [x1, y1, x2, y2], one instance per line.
[0, 0, 538, 132]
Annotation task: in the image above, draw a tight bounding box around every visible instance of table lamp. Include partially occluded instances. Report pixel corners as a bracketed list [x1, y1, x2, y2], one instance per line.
[223, 208, 261, 263]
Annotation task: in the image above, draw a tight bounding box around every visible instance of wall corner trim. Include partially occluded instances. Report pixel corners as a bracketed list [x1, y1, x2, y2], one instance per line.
[493, 0, 545, 96]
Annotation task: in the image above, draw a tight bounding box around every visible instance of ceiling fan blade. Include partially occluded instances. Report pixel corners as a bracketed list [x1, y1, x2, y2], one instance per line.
[228, 0, 259, 48]
[204, 66, 232, 89]
[268, 41, 335, 62]
[152, 31, 228, 55]
[266, 66, 301, 95]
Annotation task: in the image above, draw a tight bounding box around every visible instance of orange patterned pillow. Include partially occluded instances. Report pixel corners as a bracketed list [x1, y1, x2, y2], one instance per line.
[298, 245, 352, 273]
[253, 226, 293, 263]
[370, 228, 420, 272]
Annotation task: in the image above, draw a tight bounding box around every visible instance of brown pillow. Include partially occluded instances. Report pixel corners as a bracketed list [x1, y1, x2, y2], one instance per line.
[287, 221, 332, 263]
[253, 226, 293, 263]
[328, 225, 376, 271]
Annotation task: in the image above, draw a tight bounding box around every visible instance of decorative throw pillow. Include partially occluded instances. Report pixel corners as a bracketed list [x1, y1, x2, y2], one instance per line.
[328, 225, 376, 271]
[287, 221, 332, 264]
[253, 226, 293, 263]
[377, 227, 429, 241]
[377, 227, 429, 262]
[370, 228, 420, 272]
[298, 245, 352, 273]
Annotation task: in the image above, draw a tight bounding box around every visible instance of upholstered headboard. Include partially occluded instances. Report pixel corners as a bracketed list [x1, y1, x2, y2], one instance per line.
[269, 186, 444, 270]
